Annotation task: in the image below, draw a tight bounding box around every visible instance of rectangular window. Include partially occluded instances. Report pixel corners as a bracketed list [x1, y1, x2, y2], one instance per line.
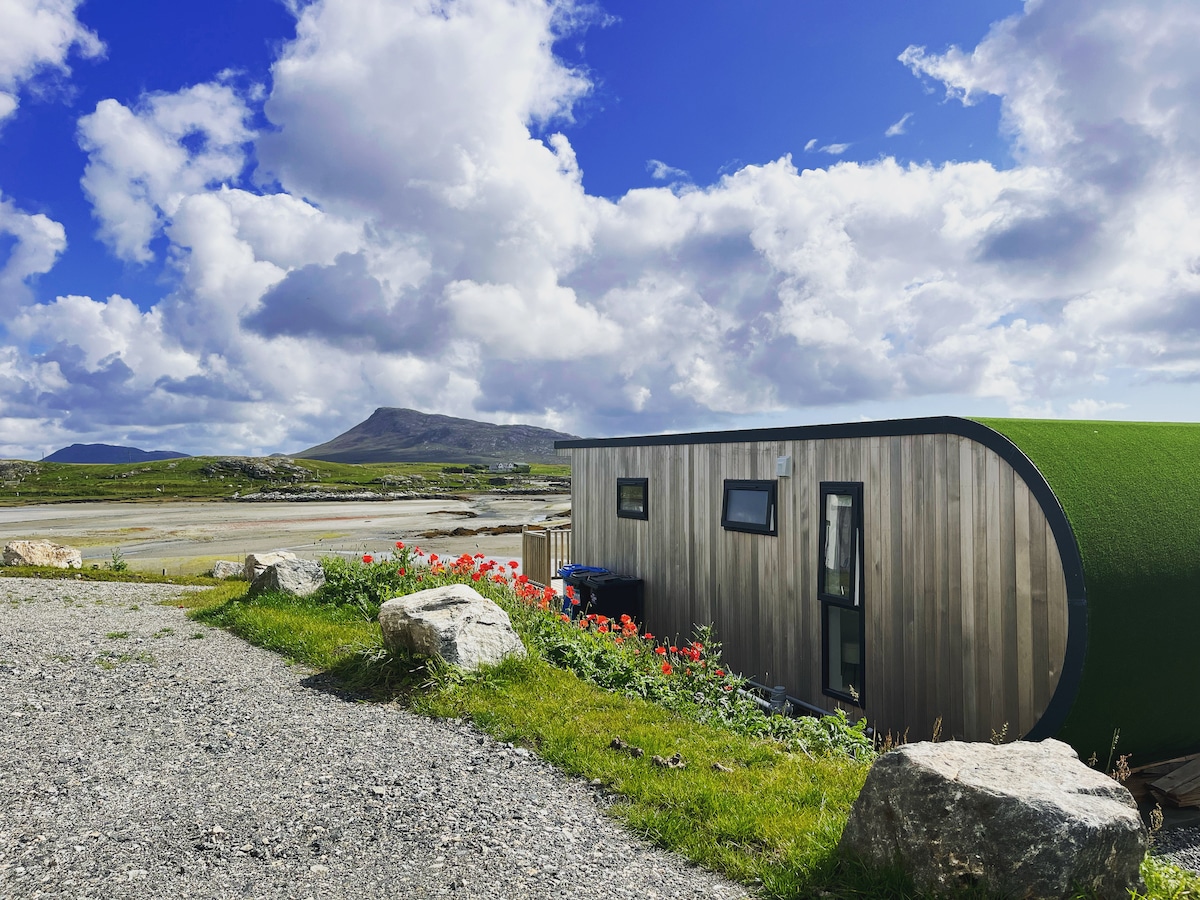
[616, 478, 648, 520]
[819, 484, 862, 605]
[721, 479, 778, 535]
[824, 604, 863, 699]
[819, 482, 864, 703]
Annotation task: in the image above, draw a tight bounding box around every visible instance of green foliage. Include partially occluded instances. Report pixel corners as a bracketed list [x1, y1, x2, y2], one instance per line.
[1135, 856, 1200, 900]
[107, 548, 129, 572]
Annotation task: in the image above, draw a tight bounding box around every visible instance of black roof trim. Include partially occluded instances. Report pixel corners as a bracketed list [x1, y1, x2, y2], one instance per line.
[557, 415, 1087, 740]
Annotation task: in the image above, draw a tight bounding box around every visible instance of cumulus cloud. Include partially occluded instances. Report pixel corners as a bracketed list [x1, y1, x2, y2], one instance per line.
[0, 0, 102, 128]
[0, 194, 66, 315]
[4, 0, 1200, 455]
[78, 82, 254, 262]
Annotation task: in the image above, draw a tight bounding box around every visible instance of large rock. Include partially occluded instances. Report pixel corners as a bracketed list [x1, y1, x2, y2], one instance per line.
[244, 550, 298, 582]
[250, 558, 325, 597]
[3, 540, 82, 569]
[839, 739, 1146, 900]
[210, 560, 243, 579]
[379, 584, 526, 671]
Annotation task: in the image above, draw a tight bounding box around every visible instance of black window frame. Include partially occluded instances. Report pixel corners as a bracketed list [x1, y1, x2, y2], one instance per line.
[818, 481, 865, 704]
[616, 477, 649, 520]
[720, 479, 778, 536]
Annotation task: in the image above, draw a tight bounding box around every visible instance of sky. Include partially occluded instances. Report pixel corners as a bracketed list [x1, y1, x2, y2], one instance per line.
[1, 0, 1198, 459]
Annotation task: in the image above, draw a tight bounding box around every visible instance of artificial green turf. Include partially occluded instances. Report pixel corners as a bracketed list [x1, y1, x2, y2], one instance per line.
[977, 418, 1200, 762]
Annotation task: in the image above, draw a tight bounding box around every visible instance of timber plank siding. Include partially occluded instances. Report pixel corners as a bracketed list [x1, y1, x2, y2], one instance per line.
[560, 418, 1072, 745]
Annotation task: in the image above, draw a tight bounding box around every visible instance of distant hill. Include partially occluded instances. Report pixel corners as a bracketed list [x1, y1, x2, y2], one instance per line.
[294, 407, 578, 464]
[44, 443, 191, 464]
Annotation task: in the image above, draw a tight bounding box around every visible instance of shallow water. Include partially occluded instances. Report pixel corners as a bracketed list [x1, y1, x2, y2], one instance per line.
[0, 495, 570, 575]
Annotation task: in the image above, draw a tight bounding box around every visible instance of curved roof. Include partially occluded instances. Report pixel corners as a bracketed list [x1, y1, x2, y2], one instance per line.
[977, 418, 1200, 762]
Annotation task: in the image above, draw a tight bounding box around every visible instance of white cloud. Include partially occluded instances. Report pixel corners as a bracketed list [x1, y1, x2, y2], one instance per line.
[803, 138, 818, 152]
[0, 193, 66, 314]
[5, 0, 1200, 455]
[646, 159, 689, 181]
[0, 0, 102, 127]
[78, 82, 254, 262]
[885, 112, 913, 137]
[1067, 398, 1129, 418]
[819, 142, 852, 155]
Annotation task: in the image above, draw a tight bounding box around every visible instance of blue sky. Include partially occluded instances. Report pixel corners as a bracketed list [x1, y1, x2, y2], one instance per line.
[0, 0, 1197, 457]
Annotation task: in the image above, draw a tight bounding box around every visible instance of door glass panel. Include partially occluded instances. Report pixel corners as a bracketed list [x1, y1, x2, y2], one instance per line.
[826, 605, 862, 698]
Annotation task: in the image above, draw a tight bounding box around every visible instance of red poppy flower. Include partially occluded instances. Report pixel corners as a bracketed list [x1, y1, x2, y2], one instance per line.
[398, 568, 407, 576]
[655, 646, 666, 656]
[362, 554, 374, 564]
[598, 624, 609, 634]
[471, 572, 482, 581]
[715, 669, 725, 677]
[661, 662, 673, 675]
[643, 632, 654, 641]
[395, 541, 405, 549]
[508, 560, 519, 569]
[560, 614, 570, 622]
[565, 585, 575, 599]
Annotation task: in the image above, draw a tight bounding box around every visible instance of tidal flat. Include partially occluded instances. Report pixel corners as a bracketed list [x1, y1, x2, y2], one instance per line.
[0, 496, 570, 575]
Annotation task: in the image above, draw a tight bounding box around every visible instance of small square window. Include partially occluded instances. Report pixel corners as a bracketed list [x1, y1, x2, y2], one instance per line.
[721, 479, 778, 535]
[617, 478, 648, 519]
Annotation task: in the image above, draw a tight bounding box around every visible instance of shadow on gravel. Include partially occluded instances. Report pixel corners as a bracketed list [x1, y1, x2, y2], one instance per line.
[297, 648, 433, 705]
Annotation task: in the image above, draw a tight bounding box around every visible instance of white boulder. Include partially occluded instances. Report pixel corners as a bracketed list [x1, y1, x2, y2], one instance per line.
[210, 560, 243, 579]
[244, 550, 298, 582]
[379, 584, 526, 671]
[250, 558, 325, 597]
[3, 540, 82, 569]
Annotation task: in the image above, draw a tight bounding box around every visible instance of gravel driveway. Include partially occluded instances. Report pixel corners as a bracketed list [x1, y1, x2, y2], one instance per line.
[0, 578, 748, 900]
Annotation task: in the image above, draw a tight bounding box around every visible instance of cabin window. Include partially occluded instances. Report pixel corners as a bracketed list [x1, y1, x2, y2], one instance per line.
[819, 482, 864, 702]
[721, 479, 778, 535]
[616, 478, 649, 519]
[824, 604, 863, 699]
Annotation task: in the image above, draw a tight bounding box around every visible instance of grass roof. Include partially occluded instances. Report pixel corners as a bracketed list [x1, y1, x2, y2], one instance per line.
[976, 418, 1200, 762]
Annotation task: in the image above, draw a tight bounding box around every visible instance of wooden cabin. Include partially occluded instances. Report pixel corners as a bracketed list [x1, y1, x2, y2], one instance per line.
[555, 416, 1200, 763]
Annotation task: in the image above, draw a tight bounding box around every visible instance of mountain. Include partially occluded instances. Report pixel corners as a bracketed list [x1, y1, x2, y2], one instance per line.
[44, 444, 191, 464]
[294, 408, 578, 464]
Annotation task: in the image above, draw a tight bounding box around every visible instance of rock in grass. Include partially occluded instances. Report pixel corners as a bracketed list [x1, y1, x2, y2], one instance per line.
[210, 560, 243, 579]
[378, 584, 525, 671]
[3, 540, 82, 569]
[243, 550, 298, 582]
[838, 739, 1146, 900]
[249, 558, 325, 598]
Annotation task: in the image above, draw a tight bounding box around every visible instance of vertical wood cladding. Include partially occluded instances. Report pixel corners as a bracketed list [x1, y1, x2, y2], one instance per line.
[568, 433, 1069, 743]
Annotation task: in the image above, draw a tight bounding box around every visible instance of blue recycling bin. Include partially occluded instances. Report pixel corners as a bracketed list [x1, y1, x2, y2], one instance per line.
[558, 565, 607, 614]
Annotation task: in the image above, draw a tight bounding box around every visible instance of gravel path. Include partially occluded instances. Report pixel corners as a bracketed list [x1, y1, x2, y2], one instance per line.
[0, 578, 749, 900]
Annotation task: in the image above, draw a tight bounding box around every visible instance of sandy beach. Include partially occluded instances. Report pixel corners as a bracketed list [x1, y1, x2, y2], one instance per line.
[0, 495, 570, 575]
